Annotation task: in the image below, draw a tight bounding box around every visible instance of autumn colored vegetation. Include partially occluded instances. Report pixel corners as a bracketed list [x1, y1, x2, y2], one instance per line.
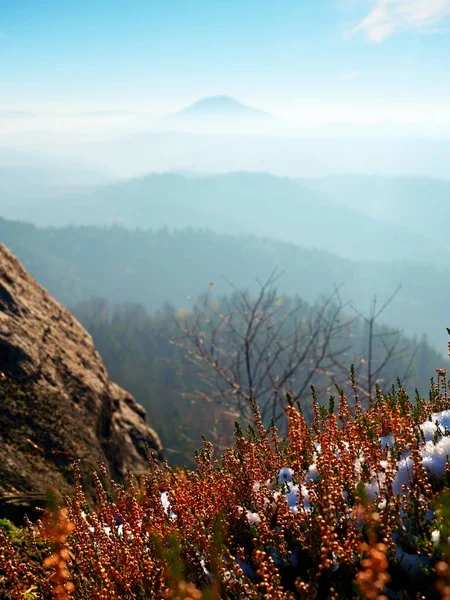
[3, 366, 450, 599]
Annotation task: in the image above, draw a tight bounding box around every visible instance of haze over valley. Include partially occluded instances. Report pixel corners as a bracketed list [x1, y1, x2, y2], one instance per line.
[2, 93, 450, 354]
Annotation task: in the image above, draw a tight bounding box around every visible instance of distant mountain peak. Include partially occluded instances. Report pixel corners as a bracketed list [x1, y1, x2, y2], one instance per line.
[176, 96, 270, 118]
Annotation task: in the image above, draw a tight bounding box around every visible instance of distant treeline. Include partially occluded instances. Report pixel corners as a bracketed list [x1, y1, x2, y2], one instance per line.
[0, 217, 448, 350]
[73, 296, 441, 466]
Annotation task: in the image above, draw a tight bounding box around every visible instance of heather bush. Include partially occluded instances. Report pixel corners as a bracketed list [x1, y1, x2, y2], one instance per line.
[3, 370, 450, 599]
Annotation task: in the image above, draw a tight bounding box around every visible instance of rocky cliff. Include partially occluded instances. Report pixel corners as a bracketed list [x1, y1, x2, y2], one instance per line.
[0, 242, 162, 519]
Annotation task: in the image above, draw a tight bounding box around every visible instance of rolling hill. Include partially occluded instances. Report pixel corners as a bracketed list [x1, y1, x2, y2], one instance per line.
[1, 171, 446, 265]
[304, 174, 450, 244]
[0, 216, 448, 352]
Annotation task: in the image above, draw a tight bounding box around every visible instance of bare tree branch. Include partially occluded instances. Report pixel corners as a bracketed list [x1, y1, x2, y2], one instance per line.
[175, 272, 352, 426]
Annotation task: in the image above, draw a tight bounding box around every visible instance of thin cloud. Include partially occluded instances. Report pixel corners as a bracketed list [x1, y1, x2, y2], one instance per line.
[76, 110, 135, 117]
[0, 111, 34, 119]
[355, 0, 450, 42]
[343, 70, 361, 79]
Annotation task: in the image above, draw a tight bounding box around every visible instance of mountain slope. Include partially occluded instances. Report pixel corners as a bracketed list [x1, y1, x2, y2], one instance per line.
[0, 147, 113, 223]
[175, 96, 271, 118]
[3, 172, 445, 264]
[0, 217, 448, 351]
[303, 174, 450, 243]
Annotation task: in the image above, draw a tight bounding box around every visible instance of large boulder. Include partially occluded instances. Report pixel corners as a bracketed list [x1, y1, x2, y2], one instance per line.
[0, 242, 162, 519]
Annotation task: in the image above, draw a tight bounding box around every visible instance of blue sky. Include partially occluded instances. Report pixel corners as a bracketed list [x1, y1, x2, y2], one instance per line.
[1, 0, 450, 123]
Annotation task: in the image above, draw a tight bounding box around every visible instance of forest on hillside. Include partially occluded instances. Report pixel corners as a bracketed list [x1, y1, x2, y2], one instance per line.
[0, 212, 446, 467]
[0, 217, 448, 351]
[73, 288, 442, 466]
[3, 172, 448, 265]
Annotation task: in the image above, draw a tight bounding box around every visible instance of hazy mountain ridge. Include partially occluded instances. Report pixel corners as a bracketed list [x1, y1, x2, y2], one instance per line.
[303, 174, 450, 243]
[3, 171, 446, 265]
[174, 95, 272, 118]
[0, 147, 114, 220]
[0, 216, 448, 351]
[160, 96, 278, 135]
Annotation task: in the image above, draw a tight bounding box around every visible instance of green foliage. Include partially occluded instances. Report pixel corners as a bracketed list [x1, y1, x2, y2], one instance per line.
[0, 519, 23, 544]
[70, 296, 443, 467]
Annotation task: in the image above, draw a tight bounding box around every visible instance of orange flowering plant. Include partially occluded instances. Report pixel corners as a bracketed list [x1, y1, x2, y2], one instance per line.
[2, 369, 450, 599]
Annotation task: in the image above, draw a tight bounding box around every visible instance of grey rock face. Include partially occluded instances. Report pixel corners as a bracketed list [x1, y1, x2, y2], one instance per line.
[0, 242, 162, 516]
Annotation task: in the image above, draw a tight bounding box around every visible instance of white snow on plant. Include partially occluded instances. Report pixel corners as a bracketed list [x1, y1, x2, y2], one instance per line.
[307, 463, 319, 481]
[246, 510, 261, 525]
[278, 467, 294, 484]
[430, 529, 450, 546]
[200, 558, 210, 576]
[274, 467, 312, 512]
[420, 410, 450, 442]
[431, 529, 441, 545]
[421, 436, 450, 477]
[364, 482, 379, 502]
[285, 480, 311, 512]
[231, 411, 450, 579]
[161, 491, 170, 511]
[161, 491, 177, 520]
[392, 456, 415, 496]
[393, 410, 450, 490]
[380, 434, 394, 448]
[266, 412, 450, 529]
[365, 460, 392, 501]
[285, 483, 300, 508]
[370, 410, 450, 499]
[378, 498, 387, 510]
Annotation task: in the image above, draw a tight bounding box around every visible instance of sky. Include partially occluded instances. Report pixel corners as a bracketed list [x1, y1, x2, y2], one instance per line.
[1, 0, 450, 127]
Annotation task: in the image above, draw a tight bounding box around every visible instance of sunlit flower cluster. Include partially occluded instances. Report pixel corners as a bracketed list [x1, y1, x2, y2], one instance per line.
[3, 372, 450, 598]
